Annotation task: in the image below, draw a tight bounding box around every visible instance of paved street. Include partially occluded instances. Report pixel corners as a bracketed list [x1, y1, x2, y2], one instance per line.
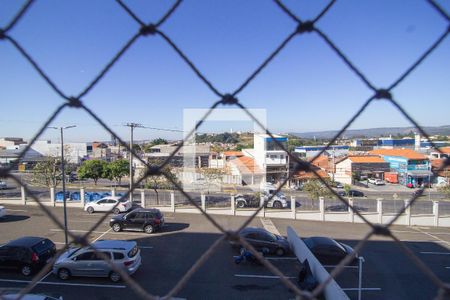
[0, 204, 449, 299]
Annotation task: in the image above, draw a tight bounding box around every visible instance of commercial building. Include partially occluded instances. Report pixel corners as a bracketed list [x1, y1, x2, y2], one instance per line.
[369, 149, 431, 187]
[294, 145, 349, 158]
[334, 156, 390, 185]
[30, 140, 88, 164]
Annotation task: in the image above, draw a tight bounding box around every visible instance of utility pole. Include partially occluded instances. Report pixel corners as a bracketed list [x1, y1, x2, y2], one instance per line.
[124, 123, 143, 201]
[48, 125, 76, 247]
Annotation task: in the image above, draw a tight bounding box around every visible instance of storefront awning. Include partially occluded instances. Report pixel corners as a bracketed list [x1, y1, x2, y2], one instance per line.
[407, 170, 433, 177]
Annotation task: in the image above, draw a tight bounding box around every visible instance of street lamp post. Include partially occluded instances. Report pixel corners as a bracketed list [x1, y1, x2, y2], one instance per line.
[49, 125, 76, 246]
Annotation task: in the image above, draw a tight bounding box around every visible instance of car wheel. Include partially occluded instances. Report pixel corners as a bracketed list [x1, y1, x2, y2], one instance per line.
[113, 208, 120, 214]
[144, 224, 154, 234]
[273, 201, 282, 209]
[112, 223, 122, 232]
[87, 206, 94, 214]
[109, 271, 121, 282]
[21, 265, 32, 276]
[275, 248, 285, 256]
[58, 268, 70, 280]
[236, 200, 245, 208]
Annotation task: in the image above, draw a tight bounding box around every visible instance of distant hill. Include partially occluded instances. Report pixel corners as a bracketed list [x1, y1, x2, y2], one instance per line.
[290, 125, 450, 139]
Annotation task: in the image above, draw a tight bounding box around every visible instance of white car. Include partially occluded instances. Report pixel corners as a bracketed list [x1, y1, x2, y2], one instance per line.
[368, 178, 385, 185]
[84, 197, 132, 214]
[0, 206, 5, 218]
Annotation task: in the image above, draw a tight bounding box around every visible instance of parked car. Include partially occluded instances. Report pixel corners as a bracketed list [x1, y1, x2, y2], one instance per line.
[110, 208, 164, 234]
[229, 227, 290, 256]
[0, 237, 56, 276]
[0, 206, 5, 218]
[325, 204, 367, 212]
[303, 236, 356, 265]
[0, 293, 62, 300]
[53, 240, 141, 282]
[368, 178, 385, 185]
[337, 190, 365, 197]
[84, 196, 132, 214]
[333, 182, 344, 189]
[0, 180, 7, 189]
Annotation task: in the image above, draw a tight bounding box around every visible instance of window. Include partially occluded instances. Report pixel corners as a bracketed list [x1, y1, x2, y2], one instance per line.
[270, 155, 277, 159]
[127, 213, 136, 219]
[135, 212, 147, 219]
[76, 251, 95, 261]
[93, 251, 112, 260]
[97, 200, 107, 204]
[107, 199, 117, 204]
[113, 252, 125, 260]
[32, 239, 54, 254]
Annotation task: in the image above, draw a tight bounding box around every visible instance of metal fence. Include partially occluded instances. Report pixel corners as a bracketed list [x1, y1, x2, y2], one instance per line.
[1, 0, 450, 299]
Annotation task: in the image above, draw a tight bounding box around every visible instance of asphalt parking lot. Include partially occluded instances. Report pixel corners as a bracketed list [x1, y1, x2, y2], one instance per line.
[1, 204, 449, 299]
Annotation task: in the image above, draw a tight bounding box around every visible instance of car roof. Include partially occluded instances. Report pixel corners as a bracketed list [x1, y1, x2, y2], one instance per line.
[7, 236, 47, 247]
[99, 196, 122, 201]
[304, 236, 343, 249]
[91, 240, 136, 251]
[129, 208, 161, 213]
[239, 227, 269, 235]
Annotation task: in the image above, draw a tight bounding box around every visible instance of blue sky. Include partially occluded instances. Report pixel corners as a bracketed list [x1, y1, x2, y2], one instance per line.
[1, 0, 449, 143]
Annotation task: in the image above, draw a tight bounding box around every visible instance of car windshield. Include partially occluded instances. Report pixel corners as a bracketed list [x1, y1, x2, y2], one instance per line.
[119, 198, 128, 203]
[32, 239, 53, 254]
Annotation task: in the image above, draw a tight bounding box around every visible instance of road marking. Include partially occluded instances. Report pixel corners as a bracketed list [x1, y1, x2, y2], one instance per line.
[234, 274, 296, 279]
[342, 288, 381, 291]
[4, 209, 27, 212]
[260, 218, 281, 236]
[92, 228, 112, 242]
[0, 279, 126, 288]
[39, 272, 52, 282]
[265, 257, 298, 260]
[413, 228, 450, 247]
[392, 230, 450, 236]
[51, 229, 106, 234]
[420, 252, 450, 255]
[445, 267, 450, 269]
[138, 246, 153, 249]
[323, 265, 359, 269]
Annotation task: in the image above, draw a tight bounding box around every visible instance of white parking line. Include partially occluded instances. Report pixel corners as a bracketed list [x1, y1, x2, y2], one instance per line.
[260, 218, 281, 236]
[39, 271, 52, 282]
[265, 257, 298, 260]
[51, 229, 106, 234]
[323, 265, 359, 269]
[92, 228, 112, 243]
[342, 288, 382, 291]
[0, 279, 126, 288]
[445, 267, 450, 269]
[4, 209, 27, 212]
[420, 252, 450, 255]
[234, 274, 296, 279]
[413, 228, 450, 247]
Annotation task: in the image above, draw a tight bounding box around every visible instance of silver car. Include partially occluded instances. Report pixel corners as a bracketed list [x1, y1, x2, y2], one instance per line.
[53, 240, 141, 282]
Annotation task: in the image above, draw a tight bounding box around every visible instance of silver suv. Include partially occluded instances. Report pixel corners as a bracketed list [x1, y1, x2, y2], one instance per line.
[52, 240, 141, 282]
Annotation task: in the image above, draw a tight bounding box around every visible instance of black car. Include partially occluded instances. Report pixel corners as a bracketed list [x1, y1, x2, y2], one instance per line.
[230, 227, 290, 256]
[110, 208, 164, 234]
[0, 237, 56, 276]
[303, 236, 356, 265]
[338, 190, 364, 197]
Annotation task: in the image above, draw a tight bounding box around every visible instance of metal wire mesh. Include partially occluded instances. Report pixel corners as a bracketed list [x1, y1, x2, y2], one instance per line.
[1, 0, 450, 299]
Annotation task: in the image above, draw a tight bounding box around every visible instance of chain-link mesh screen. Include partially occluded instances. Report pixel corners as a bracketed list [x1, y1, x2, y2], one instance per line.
[1, 0, 450, 299]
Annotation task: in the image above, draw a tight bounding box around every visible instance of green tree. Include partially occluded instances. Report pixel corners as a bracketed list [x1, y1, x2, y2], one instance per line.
[200, 168, 225, 194]
[78, 159, 107, 185]
[142, 163, 178, 205]
[31, 156, 67, 188]
[438, 185, 450, 198]
[343, 184, 352, 196]
[142, 138, 168, 152]
[104, 159, 129, 185]
[303, 179, 335, 200]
